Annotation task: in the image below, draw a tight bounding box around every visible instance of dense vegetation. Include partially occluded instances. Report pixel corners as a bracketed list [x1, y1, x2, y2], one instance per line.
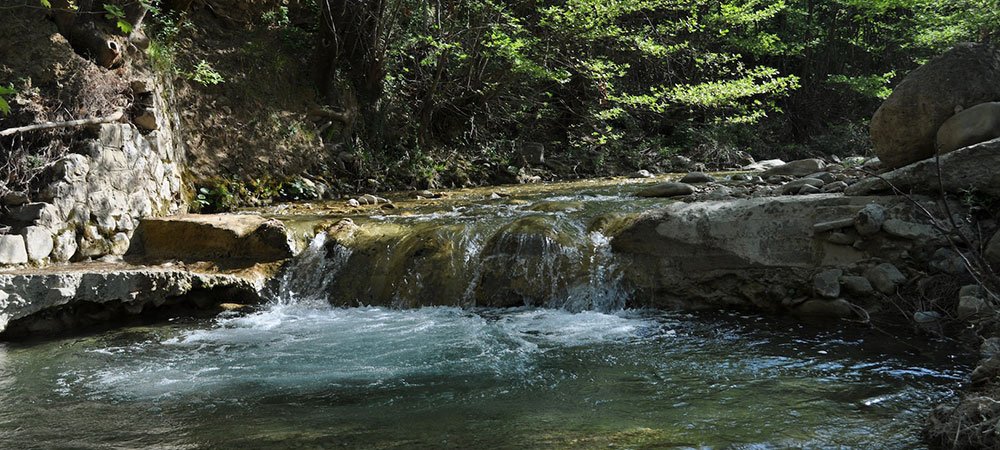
[3, 0, 999, 195]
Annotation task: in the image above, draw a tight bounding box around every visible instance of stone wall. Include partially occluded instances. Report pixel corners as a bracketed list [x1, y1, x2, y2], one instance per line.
[0, 75, 186, 265]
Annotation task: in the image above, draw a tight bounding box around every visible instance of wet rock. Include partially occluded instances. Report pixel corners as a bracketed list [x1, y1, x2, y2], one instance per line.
[0, 235, 28, 265]
[794, 298, 853, 318]
[870, 43, 1000, 169]
[729, 173, 753, 182]
[528, 201, 584, 212]
[679, 172, 716, 183]
[814, 269, 843, 298]
[761, 158, 826, 177]
[630, 169, 654, 178]
[20, 226, 53, 262]
[864, 263, 906, 294]
[840, 276, 874, 296]
[635, 182, 694, 198]
[854, 203, 886, 236]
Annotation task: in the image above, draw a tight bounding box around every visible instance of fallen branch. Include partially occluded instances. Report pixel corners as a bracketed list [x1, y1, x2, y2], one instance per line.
[0, 109, 124, 137]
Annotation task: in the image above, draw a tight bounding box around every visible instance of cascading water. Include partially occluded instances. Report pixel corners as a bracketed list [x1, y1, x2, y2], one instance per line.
[0, 179, 974, 448]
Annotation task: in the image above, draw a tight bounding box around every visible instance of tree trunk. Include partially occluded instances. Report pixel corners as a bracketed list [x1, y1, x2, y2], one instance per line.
[49, 0, 148, 69]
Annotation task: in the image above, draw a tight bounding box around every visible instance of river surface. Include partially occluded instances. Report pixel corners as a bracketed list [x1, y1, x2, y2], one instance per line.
[0, 300, 968, 449]
[0, 177, 973, 448]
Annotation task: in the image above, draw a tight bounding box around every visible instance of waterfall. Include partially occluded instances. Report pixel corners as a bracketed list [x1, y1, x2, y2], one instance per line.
[271, 233, 351, 306]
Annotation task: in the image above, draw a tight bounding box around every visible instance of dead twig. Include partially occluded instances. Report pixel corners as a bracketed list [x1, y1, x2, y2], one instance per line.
[0, 109, 123, 137]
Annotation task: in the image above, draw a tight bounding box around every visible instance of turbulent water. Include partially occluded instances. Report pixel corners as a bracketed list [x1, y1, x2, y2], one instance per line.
[0, 179, 973, 448]
[0, 299, 968, 449]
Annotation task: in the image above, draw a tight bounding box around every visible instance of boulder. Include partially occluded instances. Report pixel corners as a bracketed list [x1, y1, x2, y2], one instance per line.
[936, 102, 1000, 154]
[794, 298, 854, 318]
[781, 178, 824, 195]
[841, 276, 874, 296]
[846, 138, 1000, 197]
[761, 158, 826, 177]
[134, 214, 294, 263]
[51, 230, 78, 262]
[0, 235, 28, 265]
[635, 182, 694, 198]
[870, 43, 1000, 169]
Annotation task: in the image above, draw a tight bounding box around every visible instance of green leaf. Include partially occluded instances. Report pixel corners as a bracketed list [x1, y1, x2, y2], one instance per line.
[0, 97, 10, 116]
[40, 0, 51, 8]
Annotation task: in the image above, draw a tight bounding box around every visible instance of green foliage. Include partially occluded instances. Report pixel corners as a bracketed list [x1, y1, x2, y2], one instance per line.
[103, 4, 132, 34]
[0, 85, 15, 116]
[188, 60, 224, 86]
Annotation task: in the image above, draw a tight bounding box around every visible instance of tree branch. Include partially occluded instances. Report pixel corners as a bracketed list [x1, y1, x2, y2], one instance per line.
[0, 110, 123, 137]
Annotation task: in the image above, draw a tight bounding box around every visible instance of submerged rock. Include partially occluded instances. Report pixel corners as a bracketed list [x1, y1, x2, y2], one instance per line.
[635, 182, 694, 198]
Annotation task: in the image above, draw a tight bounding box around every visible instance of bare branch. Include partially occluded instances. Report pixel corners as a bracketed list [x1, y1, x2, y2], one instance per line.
[0, 110, 123, 137]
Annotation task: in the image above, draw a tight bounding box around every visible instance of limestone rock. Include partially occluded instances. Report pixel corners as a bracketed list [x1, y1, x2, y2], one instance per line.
[635, 182, 694, 198]
[854, 203, 886, 236]
[813, 269, 843, 298]
[20, 226, 53, 262]
[51, 230, 78, 262]
[133, 107, 158, 131]
[870, 43, 1000, 169]
[864, 263, 906, 294]
[679, 172, 715, 184]
[135, 214, 294, 263]
[53, 154, 90, 182]
[761, 158, 826, 177]
[0, 235, 28, 265]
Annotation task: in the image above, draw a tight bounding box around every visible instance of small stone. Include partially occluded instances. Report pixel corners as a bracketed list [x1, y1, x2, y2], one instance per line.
[794, 298, 854, 318]
[679, 172, 716, 183]
[130, 79, 154, 94]
[864, 262, 906, 294]
[821, 181, 848, 193]
[346, 198, 360, 207]
[780, 178, 824, 195]
[109, 232, 130, 256]
[805, 172, 837, 183]
[20, 226, 53, 262]
[826, 232, 856, 246]
[2, 191, 29, 206]
[630, 170, 654, 178]
[929, 248, 965, 274]
[798, 184, 822, 195]
[51, 230, 77, 262]
[635, 182, 694, 198]
[840, 276, 874, 296]
[813, 218, 855, 233]
[882, 219, 940, 240]
[814, 269, 843, 298]
[0, 235, 28, 264]
[854, 203, 886, 236]
[133, 107, 158, 131]
[958, 294, 987, 320]
[913, 310, 943, 323]
[762, 158, 826, 177]
[729, 173, 753, 182]
[981, 337, 1000, 360]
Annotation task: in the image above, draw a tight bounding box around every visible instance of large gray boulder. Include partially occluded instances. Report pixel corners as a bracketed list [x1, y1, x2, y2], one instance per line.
[870, 43, 1000, 169]
[846, 137, 1000, 197]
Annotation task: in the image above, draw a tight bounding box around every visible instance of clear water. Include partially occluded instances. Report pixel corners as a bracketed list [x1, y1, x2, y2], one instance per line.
[0, 301, 967, 449]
